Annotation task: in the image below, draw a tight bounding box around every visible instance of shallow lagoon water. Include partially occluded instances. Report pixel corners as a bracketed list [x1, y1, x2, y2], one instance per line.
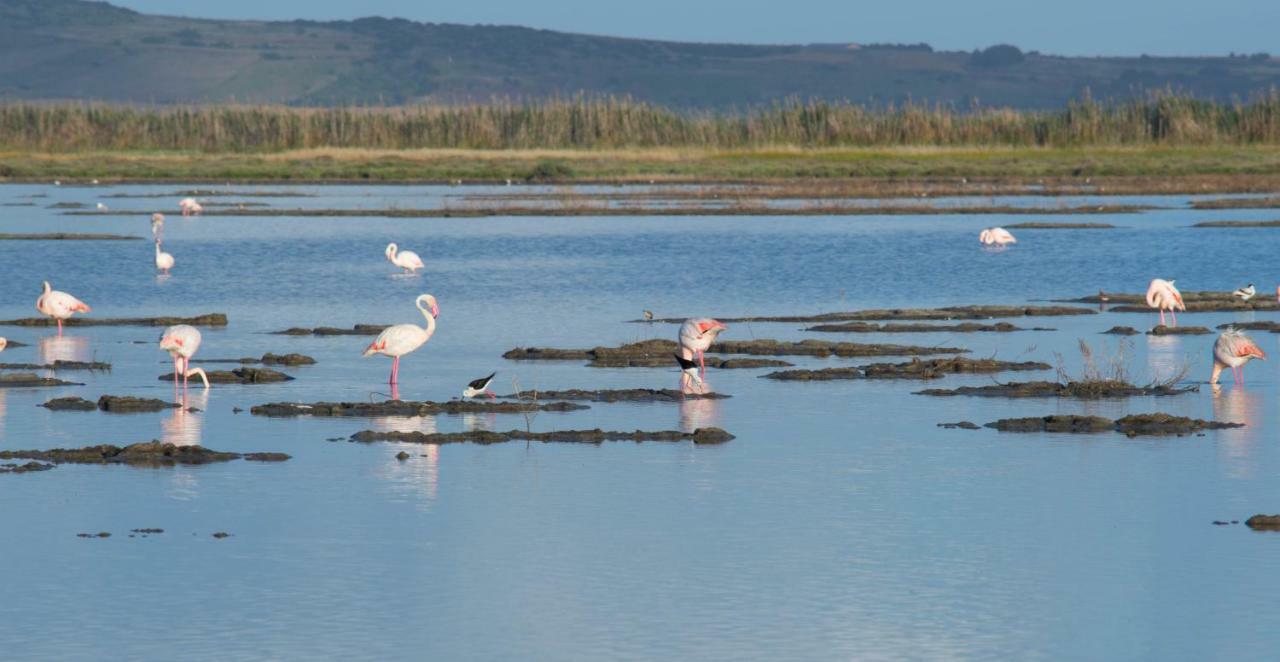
[3, 184, 1280, 660]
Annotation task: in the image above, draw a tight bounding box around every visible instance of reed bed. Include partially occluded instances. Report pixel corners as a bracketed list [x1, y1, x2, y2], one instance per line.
[5, 94, 1280, 152]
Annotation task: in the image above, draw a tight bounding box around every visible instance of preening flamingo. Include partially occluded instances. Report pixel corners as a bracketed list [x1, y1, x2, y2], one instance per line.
[1145, 278, 1185, 327]
[363, 294, 439, 385]
[159, 325, 209, 389]
[179, 197, 203, 216]
[151, 213, 165, 238]
[35, 281, 90, 335]
[679, 318, 727, 379]
[1233, 283, 1255, 301]
[1211, 328, 1266, 385]
[978, 227, 1016, 246]
[385, 243, 425, 274]
[462, 372, 497, 399]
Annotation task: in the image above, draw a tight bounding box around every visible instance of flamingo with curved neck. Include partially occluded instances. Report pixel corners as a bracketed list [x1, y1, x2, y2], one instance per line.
[385, 243, 426, 274]
[35, 281, 91, 336]
[363, 294, 439, 386]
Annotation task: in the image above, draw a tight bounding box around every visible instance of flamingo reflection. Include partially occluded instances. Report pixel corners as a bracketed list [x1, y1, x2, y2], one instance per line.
[38, 334, 89, 364]
[161, 389, 209, 447]
[679, 393, 722, 434]
[1212, 384, 1262, 478]
[461, 412, 497, 432]
[372, 415, 440, 504]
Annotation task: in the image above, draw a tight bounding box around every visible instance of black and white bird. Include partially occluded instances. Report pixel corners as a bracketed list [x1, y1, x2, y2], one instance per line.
[674, 354, 702, 388]
[1233, 283, 1256, 301]
[462, 372, 497, 399]
[643, 310, 655, 322]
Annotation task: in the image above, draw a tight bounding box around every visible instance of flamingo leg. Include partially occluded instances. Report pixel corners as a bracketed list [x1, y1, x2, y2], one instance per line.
[1170, 310, 1177, 327]
[390, 356, 400, 385]
[1158, 310, 1165, 327]
[182, 356, 189, 389]
[56, 319, 63, 336]
[698, 350, 706, 379]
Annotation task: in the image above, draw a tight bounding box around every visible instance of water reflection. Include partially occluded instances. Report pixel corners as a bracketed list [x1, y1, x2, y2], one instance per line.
[371, 415, 437, 435]
[462, 412, 497, 432]
[38, 334, 90, 364]
[1212, 384, 1263, 479]
[1144, 334, 1196, 384]
[678, 395, 722, 434]
[161, 389, 209, 447]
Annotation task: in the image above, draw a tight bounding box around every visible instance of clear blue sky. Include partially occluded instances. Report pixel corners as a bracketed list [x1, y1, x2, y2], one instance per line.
[110, 0, 1277, 56]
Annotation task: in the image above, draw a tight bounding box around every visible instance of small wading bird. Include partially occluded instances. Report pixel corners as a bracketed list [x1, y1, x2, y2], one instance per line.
[385, 243, 425, 274]
[1211, 328, 1266, 385]
[1233, 283, 1256, 301]
[179, 197, 203, 217]
[1145, 278, 1185, 327]
[159, 324, 209, 389]
[643, 310, 655, 322]
[978, 227, 1016, 246]
[1097, 289, 1110, 303]
[462, 372, 497, 399]
[679, 318, 727, 379]
[674, 354, 703, 391]
[363, 294, 439, 385]
[36, 281, 90, 335]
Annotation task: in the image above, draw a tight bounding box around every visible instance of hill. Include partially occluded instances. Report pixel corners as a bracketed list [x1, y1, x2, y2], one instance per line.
[1, 0, 1279, 109]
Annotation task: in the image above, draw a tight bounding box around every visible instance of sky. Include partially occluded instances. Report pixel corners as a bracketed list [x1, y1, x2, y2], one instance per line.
[108, 0, 1278, 57]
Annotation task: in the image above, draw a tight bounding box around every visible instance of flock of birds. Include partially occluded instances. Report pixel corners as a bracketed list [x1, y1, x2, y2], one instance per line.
[2, 196, 734, 400]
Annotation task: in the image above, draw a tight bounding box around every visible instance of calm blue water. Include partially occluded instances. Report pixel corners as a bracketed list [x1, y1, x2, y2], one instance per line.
[2, 183, 1280, 660]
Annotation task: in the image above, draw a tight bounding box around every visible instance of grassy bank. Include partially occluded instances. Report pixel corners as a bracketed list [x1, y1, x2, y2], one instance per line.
[3, 145, 1280, 186]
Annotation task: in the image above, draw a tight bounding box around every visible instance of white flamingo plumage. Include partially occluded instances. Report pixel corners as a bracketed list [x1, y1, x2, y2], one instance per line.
[679, 317, 727, 379]
[385, 243, 425, 274]
[159, 325, 209, 389]
[151, 213, 165, 238]
[155, 241, 175, 274]
[1211, 328, 1266, 385]
[35, 281, 90, 335]
[179, 197, 203, 216]
[363, 294, 439, 385]
[0, 337, 7, 353]
[1145, 278, 1185, 327]
[979, 227, 1016, 245]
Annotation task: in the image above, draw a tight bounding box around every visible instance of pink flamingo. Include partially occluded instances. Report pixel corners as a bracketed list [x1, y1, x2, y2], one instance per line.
[1211, 328, 1266, 385]
[179, 198, 203, 216]
[35, 281, 90, 336]
[1145, 278, 1185, 327]
[385, 243, 425, 274]
[363, 294, 439, 385]
[679, 318, 727, 379]
[159, 325, 209, 388]
[0, 337, 7, 353]
[978, 227, 1016, 246]
[155, 241, 175, 274]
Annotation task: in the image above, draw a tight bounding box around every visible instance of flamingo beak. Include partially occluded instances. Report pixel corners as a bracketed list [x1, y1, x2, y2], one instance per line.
[431, 304, 440, 318]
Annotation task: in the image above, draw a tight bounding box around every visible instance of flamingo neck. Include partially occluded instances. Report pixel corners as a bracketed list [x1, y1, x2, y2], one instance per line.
[421, 304, 436, 337]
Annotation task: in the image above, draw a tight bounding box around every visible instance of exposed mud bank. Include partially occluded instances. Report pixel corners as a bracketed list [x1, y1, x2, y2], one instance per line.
[250, 399, 588, 417]
[42, 396, 185, 413]
[0, 441, 290, 470]
[1217, 321, 1280, 332]
[984, 413, 1241, 435]
[1245, 515, 1280, 530]
[1148, 325, 1212, 335]
[916, 380, 1196, 398]
[273, 325, 388, 336]
[763, 357, 1051, 381]
[641, 305, 1095, 324]
[1063, 291, 1280, 312]
[0, 313, 227, 327]
[349, 427, 735, 445]
[504, 338, 962, 367]
[193, 353, 316, 366]
[1103, 326, 1140, 335]
[0, 233, 142, 241]
[500, 389, 729, 402]
[1002, 222, 1116, 229]
[159, 367, 293, 384]
[0, 360, 110, 371]
[0, 373, 82, 388]
[805, 321, 1044, 333]
[1193, 220, 1280, 227]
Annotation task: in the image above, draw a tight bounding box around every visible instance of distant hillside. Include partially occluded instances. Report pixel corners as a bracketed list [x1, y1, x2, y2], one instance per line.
[2, 0, 1280, 109]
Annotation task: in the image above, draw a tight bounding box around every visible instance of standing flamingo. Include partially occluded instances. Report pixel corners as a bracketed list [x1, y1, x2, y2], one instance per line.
[385, 243, 425, 274]
[35, 281, 90, 335]
[151, 213, 165, 237]
[155, 241, 175, 274]
[978, 227, 1016, 246]
[1145, 278, 1185, 327]
[1211, 328, 1266, 385]
[679, 318, 727, 379]
[0, 337, 7, 353]
[363, 294, 439, 385]
[179, 198, 203, 216]
[159, 325, 210, 389]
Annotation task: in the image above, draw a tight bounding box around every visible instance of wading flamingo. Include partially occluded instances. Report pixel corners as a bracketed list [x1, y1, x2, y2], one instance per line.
[1233, 283, 1256, 301]
[155, 241, 175, 274]
[462, 372, 497, 399]
[363, 294, 439, 385]
[179, 198, 203, 216]
[151, 213, 165, 238]
[36, 281, 90, 335]
[1145, 278, 1185, 327]
[679, 318, 727, 379]
[978, 227, 1016, 246]
[1211, 328, 1266, 385]
[159, 324, 209, 389]
[385, 243, 425, 274]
